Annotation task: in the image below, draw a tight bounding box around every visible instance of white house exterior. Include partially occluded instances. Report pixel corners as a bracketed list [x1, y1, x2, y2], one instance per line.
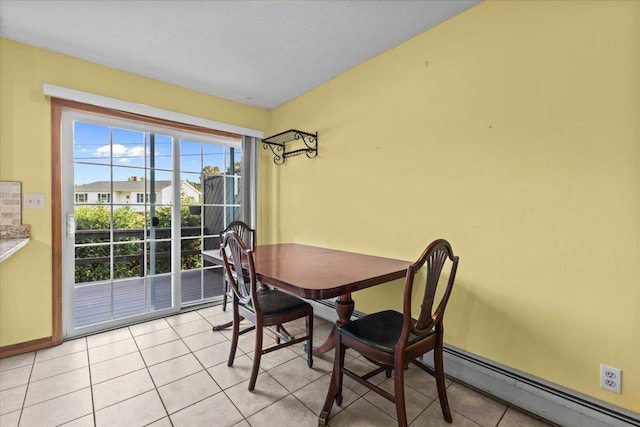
[74, 180, 200, 210]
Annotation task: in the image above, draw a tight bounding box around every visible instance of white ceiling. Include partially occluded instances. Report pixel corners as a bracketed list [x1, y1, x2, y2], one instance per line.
[0, 0, 480, 109]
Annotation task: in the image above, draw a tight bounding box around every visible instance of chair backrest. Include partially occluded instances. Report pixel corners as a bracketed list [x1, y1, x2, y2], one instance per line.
[220, 230, 258, 311]
[219, 221, 255, 249]
[401, 239, 459, 341]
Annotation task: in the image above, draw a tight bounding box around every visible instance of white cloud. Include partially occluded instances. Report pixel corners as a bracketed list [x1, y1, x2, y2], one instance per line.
[111, 144, 129, 156]
[128, 146, 145, 157]
[95, 145, 112, 157]
[94, 144, 147, 163]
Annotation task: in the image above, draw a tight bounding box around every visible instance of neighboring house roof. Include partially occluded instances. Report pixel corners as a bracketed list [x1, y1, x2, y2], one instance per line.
[74, 180, 172, 192]
[181, 180, 200, 194]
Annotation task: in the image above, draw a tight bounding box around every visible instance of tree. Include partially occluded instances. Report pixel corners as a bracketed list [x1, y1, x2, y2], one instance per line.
[202, 165, 221, 177]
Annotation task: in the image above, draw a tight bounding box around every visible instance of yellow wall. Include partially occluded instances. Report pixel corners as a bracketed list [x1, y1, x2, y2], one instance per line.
[0, 38, 269, 346]
[263, 1, 639, 412]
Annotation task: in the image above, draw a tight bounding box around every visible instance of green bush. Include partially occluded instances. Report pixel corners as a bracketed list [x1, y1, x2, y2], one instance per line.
[74, 205, 203, 283]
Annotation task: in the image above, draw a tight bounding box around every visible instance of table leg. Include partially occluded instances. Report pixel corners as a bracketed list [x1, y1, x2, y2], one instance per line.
[312, 293, 354, 355]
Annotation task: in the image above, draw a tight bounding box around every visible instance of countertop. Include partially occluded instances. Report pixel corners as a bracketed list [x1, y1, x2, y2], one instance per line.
[0, 238, 30, 263]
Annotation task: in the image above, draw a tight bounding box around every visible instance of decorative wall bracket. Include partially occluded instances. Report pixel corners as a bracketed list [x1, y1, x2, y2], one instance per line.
[262, 129, 318, 165]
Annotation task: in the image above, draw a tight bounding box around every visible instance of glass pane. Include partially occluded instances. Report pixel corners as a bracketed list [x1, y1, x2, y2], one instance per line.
[203, 205, 224, 238]
[202, 175, 224, 205]
[225, 175, 241, 205]
[148, 241, 172, 275]
[148, 133, 173, 171]
[181, 172, 202, 205]
[181, 181, 201, 206]
[180, 140, 202, 173]
[112, 166, 146, 213]
[203, 144, 225, 177]
[112, 127, 145, 167]
[181, 217, 201, 238]
[74, 122, 111, 165]
[113, 206, 145, 242]
[203, 235, 219, 251]
[147, 275, 172, 310]
[113, 241, 144, 279]
[144, 169, 173, 206]
[147, 205, 172, 232]
[181, 206, 202, 228]
[113, 278, 145, 318]
[225, 206, 241, 225]
[113, 167, 149, 212]
[181, 269, 202, 303]
[181, 238, 202, 271]
[74, 281, 112, 327]
[74, 205, 111, 238]
[74, 164, 111, 204]
[112, 165, 143, 182]
[75, 245, 111, 283]
[203, 267, 225, 299]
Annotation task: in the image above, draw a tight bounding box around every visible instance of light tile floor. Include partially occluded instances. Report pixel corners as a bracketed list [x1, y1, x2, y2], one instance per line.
[0, 305, 556, 427]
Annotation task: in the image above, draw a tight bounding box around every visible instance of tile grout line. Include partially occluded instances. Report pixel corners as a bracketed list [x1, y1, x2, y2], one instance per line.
[495, 404, 510, 426]
[83, 337, 96, 427]
[165, 311, 221, 424]
[15, 350, 36, 427]
[128, 323, 173, 426]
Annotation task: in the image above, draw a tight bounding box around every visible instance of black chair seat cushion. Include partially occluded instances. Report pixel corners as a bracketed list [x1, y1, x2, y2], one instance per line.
[338, 310, 432, 354]
[249, 289, 310, 317]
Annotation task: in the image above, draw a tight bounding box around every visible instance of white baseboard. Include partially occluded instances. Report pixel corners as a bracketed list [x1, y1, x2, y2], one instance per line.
[309, 300, 640, 427]
[308, 299, 356, 323]
[422, 346, 639, 427]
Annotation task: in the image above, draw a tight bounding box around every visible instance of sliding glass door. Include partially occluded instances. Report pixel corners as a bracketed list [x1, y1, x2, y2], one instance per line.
[178, 139, 243, 304]
[62, 109, 245, 337]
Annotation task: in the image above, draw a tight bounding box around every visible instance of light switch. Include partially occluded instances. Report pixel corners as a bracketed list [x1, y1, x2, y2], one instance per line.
[24, 193, 45, 210]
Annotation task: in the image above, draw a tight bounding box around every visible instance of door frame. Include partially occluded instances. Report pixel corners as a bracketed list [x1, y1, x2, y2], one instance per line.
[51, 97, 250, 341]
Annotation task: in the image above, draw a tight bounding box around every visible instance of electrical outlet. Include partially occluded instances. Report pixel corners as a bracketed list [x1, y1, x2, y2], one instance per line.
[600, 364, 622, 393]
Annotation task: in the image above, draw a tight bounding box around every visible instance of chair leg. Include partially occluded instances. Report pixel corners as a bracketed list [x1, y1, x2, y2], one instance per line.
[393, 359, 409, 427]
[248, 325, 263, 391]
[335, 337, 345, 406]
[227, 304, 240, 367]
[222, 278, 228, 312]
[306, 311, 313, 368]
[434, 345, 452, 422]
[318, 332, 344, 426]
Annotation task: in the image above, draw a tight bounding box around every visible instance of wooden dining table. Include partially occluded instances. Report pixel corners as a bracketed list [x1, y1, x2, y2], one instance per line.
[202, 243, 411, 355]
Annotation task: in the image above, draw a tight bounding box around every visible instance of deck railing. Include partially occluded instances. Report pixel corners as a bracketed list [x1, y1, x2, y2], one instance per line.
[74, 226, 209, 281]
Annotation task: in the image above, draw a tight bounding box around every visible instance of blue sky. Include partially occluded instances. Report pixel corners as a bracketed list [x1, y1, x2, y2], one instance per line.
[73, 121, 240, 185]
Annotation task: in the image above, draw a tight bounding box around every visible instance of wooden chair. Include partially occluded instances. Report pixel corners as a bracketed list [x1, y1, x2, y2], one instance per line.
[221, 230, 313, 391]
[219, 221, 255, 312]
[318, 239, 459, 427]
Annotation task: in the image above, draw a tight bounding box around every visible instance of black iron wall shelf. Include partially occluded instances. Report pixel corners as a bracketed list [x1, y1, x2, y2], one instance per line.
[262, 129, 318, 165]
